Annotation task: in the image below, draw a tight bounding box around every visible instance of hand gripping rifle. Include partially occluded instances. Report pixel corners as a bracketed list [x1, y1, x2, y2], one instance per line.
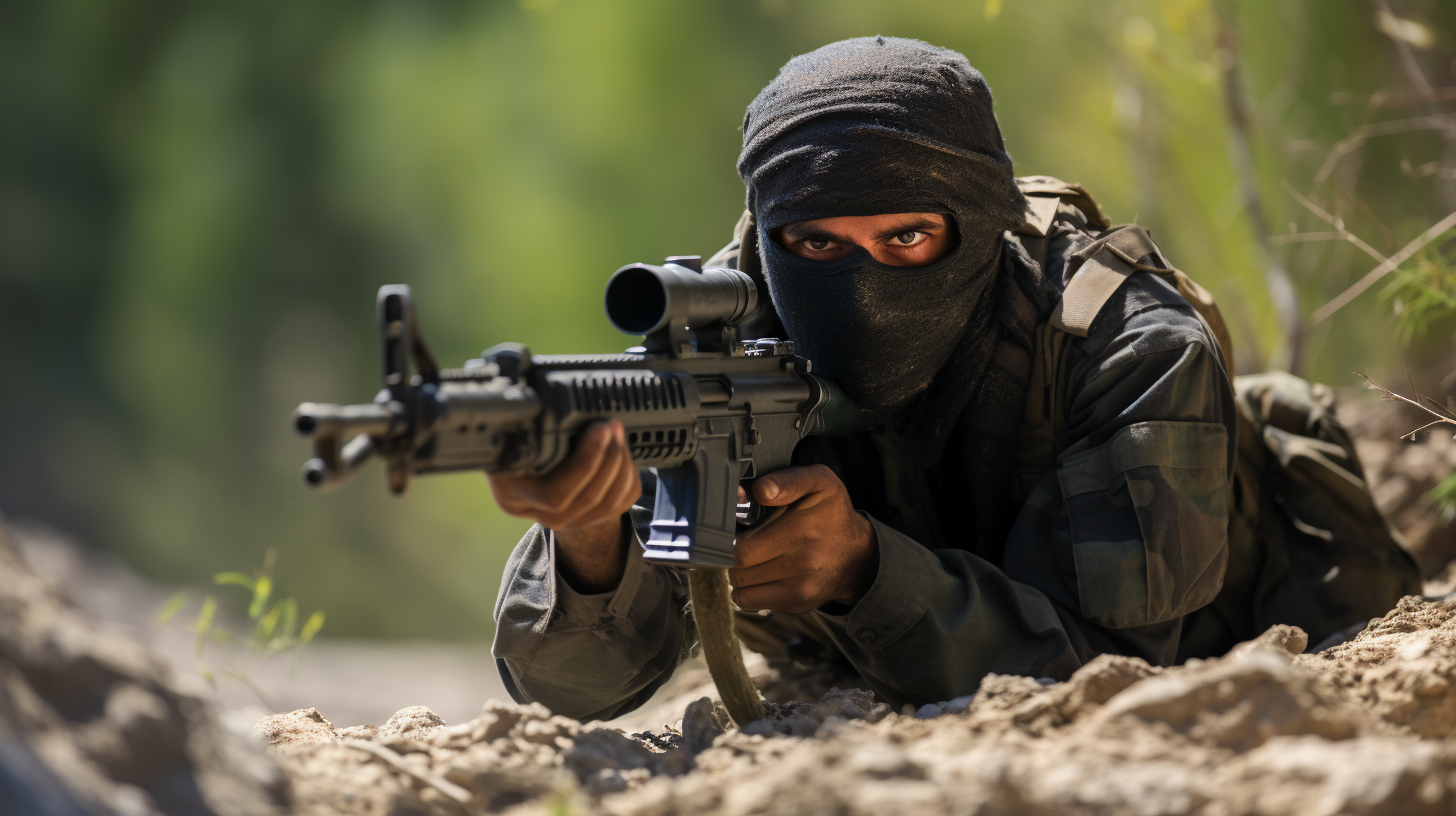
[292, 256, 872, 725]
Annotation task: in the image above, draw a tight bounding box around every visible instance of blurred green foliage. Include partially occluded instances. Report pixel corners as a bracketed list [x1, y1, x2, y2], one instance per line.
[159, 547, 325, 705]
[2, 0, 1454, 639]
[1381, 252, 1456, 345]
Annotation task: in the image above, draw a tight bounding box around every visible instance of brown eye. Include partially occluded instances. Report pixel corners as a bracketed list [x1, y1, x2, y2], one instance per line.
[807, 237, 831, 251]
[894, 231, 920, 245]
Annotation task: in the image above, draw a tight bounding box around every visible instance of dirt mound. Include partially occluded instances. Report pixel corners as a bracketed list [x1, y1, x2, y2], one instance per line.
[0, 517, 285, 815]
[254, 597, 1456, 816]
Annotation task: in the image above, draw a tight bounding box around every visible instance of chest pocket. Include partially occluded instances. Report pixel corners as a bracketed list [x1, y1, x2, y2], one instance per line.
[1011, 208, 1236, 503]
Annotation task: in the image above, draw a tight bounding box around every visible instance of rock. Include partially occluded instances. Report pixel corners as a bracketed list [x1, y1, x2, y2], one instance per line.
[379, 704, 445, 738]
[0, 516, 285, 816]
[562, 728, 658, 780]
[1097, 644, 1365, 751]
[913, 704, 943, 719]
[843, 743, 924, 780]
[254, 708, 338, 746]
[940, 695, 975, 714]
[681, 697, 726, 754]
[1229, 623, 1310, 657]
[1297, 596, 1456, 737]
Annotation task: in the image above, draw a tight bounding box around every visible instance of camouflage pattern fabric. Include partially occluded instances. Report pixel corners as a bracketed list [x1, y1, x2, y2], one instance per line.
[491, 178, 1416, 718]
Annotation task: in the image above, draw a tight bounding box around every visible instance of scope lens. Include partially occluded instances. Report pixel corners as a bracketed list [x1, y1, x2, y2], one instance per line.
[605, 265, 668, 334]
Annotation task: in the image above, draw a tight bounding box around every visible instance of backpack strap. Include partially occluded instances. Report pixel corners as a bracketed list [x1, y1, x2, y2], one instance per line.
[1045, 222, 1235, 375]
[1049, 224, 1163, 337]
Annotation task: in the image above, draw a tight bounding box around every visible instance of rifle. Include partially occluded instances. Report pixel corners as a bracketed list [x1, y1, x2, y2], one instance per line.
[292, 255, 872, 569]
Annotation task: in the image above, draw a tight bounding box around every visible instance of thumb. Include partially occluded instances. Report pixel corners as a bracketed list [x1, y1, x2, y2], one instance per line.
[753, 465, 833, 507]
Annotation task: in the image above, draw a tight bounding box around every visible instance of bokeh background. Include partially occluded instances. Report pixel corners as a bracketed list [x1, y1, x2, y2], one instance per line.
[3, 0, 1455, 648]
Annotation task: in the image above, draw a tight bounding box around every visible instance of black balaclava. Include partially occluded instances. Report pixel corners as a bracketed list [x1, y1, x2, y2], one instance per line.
[738, 36, 1027, 417]
[738, 37, 1062, 555]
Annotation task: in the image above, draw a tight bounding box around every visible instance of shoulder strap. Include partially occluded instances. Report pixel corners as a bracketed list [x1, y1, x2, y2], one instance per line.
[1047, 222, 1236, 375]
[1049, 224, 1162, 336]
[1014, 175, 1112, 236]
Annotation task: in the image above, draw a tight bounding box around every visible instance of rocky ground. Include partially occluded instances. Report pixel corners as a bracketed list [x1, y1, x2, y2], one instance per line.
[257, 602, 1456, 816]
[6, 387, 1456, 815]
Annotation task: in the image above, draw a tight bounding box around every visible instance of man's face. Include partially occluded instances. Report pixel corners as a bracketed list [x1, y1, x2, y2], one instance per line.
[774, 212, 955, 267]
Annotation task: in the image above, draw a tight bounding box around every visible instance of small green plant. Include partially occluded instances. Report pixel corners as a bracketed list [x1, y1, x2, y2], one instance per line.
[158, 547, 325, 709]
[1434, 471, 1456, 526]
[1379, 251, 1456, 346]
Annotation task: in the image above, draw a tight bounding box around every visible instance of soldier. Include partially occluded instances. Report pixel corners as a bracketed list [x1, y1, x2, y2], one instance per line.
[488, 37, 1419, 720]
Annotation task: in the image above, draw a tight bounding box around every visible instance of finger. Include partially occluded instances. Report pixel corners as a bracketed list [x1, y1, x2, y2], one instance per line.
[732, 579, 816, 615]
[577, 436, 642, 525]
[731, 509, 797, 567]
[753, 464, 836, 508]
[613, 451, 644, 511]
[737, 484, 748, 504]
[728, 550, 802, 589]
[524, 420, 618, 510]
[559, 424, 629, 521]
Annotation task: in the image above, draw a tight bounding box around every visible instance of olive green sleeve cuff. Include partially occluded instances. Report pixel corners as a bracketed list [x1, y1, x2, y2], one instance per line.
[816, 513, 930, 651]
[549, 523, 653, 627]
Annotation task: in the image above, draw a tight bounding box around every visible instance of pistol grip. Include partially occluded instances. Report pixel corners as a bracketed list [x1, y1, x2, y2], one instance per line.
[641, 446, 739, 569]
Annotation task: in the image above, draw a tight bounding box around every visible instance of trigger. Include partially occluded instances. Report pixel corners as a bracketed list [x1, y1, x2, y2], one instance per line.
[736, 481, 765, 528]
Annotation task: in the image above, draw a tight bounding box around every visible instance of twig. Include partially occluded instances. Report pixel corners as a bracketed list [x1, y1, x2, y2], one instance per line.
[1308, 210, 1456, 326]
[338, 738, 474, 805]
[1403, 419, 1453, 440]
[1215, 3, 1302, 372]
[1355, 372, 1456, 441]
[1269, 231, 1348, 245]
[1372, 0, 1446, 120]
[1329, 87, 1456, 109]
[1280, 181, 1391, 265]
[1407, 360, 1456, 420]
[1314, 114, 1456, 186]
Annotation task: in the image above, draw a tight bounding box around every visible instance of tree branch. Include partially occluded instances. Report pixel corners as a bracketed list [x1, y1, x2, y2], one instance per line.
[1280, 180, 1390, 264]
[1215, 3, 1302, 372]
[1354, 372, 1456, 440]
[1314, 114, 1456, 186]
[1308, 210, 1456, 326]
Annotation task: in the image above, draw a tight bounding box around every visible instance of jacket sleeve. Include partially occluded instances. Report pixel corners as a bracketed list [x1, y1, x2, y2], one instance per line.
[815, 275, 1236, 709]
[491, 502, 693, 721]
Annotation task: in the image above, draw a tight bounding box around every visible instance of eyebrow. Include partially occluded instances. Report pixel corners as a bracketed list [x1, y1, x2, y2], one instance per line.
[870, 217, 943, 241]
[781, 216, 946, 243]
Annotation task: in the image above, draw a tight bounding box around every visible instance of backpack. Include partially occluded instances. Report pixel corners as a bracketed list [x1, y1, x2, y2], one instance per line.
[1014, 176, 1421, 651]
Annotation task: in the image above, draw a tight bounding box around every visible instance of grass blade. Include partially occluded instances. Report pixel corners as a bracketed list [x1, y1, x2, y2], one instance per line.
[300, 611, 325, 644]
[249, 575, 272, 620]
[214, 571, 254, 591]
[157, 593, 188, 624]
[193, 596, 217, 658]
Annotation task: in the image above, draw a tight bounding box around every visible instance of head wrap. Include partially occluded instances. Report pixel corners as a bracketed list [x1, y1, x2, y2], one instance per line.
[737, 37, 1060, 554]
[738, 35, 1026, 416]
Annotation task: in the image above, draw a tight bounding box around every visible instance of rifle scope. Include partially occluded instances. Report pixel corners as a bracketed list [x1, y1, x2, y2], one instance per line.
[604, 261, 758, 336]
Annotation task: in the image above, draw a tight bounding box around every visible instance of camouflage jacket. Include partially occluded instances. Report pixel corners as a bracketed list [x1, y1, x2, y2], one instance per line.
[491, 197, 1237, 719]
